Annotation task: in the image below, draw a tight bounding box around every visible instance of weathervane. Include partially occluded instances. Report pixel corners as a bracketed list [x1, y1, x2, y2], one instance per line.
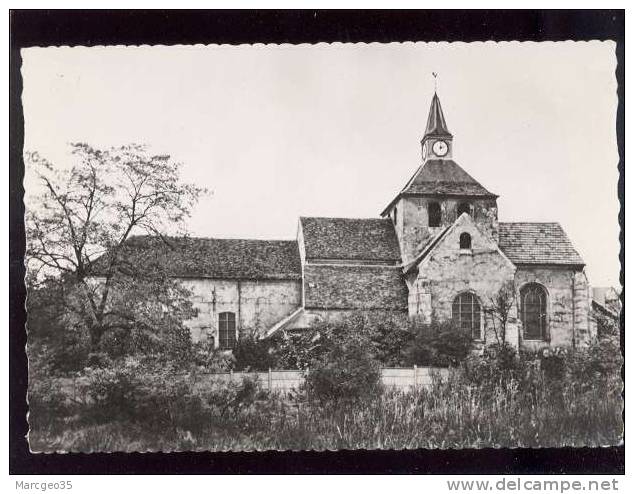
[432, 72, 438, 92]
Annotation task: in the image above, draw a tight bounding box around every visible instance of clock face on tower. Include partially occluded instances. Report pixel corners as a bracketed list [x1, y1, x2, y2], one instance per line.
[432, 140, 449, 157]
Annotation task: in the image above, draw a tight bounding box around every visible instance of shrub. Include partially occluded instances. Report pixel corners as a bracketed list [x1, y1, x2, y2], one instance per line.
[33, 324, 91, 375]
[360, 311, 412, 366]
[302, 317, 382, 403]
[28, 375, 70, 429]
[539, 347, 568, 381]
[205, 376, 264, 418]
[75, 360, 276, 435]
[403, 320, 472, 367]
[188, 339, 233, 372]
[82, 365, 141, 422]
[305, 350, 382, 403]
[273, 312, 412, 369]
[232, 330, 277, 371]
[459, 342, 540, 392]
[86, 351, 114, 369]
[271, 330, 319, 370]
[564, 336, 622, 393]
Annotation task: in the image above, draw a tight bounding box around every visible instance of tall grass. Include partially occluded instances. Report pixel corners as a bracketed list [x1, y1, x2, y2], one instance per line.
[28, 369, 622, 452]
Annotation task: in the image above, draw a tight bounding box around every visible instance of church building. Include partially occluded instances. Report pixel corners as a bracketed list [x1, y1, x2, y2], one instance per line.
[130, 92, 595, 351]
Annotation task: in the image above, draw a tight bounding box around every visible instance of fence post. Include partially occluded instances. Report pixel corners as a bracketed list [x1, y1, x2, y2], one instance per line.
[268, 368, 273, 390]
[230, 369, 233, 382]
[414, 365, 418, 388]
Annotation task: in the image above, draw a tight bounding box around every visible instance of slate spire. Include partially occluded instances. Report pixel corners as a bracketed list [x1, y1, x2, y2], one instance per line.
[424, 92, 452, 138]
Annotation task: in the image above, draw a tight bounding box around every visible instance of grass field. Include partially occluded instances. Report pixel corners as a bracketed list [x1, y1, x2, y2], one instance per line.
[28, 370, 623, 452]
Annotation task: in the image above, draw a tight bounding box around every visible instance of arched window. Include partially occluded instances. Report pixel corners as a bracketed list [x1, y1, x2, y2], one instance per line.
[219, 312, 237, 349]
[452, 292, 482, 339]
[457, 202, 471, 217]
[521, 284, 548, 340]
[459, 232, 472, 249]
[428, 202, 441, 227]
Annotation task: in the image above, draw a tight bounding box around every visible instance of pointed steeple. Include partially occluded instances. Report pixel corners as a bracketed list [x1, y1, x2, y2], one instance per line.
[421, 92, 453, 161]
[424, 92, 452, 138]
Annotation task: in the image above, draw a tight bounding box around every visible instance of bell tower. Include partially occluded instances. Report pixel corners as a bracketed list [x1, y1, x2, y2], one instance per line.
[381, 89, 499, 264]
[421, 92, 453, 161]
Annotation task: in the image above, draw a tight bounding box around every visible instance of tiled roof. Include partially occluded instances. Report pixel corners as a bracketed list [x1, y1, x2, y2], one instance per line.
[382, 159, 496, 215]
[498, 223, 585, 266]
[91, 235, 302, 280]
[303, 264, 408, 310]
[403, 224, 452, 275]
[300, 217, 401, 262]
[402, 160, 496, 197]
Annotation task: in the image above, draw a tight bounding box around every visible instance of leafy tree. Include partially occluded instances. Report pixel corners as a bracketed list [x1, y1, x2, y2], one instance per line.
[25, 143, 205, 357]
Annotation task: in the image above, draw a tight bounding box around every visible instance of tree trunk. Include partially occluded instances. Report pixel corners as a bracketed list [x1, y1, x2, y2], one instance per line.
[88, 322, 106, 352]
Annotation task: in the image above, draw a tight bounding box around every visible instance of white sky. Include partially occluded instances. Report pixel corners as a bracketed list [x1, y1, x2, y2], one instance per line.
[21, 42, 619, 286]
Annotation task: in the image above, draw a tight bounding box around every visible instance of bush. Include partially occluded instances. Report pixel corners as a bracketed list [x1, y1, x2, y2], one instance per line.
[232, 330, 277, 371]
[305, 350, 382, 403]
[459, 342, 541, 393]
[76, 360, 275, 434]
[302, 317, 382, 403]
[28, 375, 70, 430]
[82, 365, 141, 422]
[205, 376, 264, 418]
[403, 321, 472, 367]
[362, 312, 413, 366]
[273, 312, 412, 369]
[271, 330, 319, 371]
[187, 340, 234, 372]
[39, 325, 91, 375]
[539, 347, 568, 381]
[564, 335, 622, 393]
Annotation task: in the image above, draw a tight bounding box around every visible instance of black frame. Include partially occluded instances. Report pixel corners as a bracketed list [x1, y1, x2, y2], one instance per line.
[10, 8, 624, 476]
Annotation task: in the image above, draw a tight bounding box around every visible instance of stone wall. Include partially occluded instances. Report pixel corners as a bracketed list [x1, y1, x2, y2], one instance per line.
[409, 214, 518, 346]
[513, 267, 592, 350]
[573, 270, 595, 345]
[393, 196, 498, 264]
[179, 278, 302, 344]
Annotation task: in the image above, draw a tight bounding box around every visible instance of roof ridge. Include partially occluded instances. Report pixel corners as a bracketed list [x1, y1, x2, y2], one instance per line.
[300, 216, 387, 221]
[128, 235, 297, 243]
[500, 221, 561, 225]
[306, 264, 402, 270]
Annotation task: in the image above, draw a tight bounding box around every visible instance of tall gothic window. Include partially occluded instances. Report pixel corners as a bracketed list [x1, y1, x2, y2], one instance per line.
[521, 284, 548, 340]
[452, 292, 482, 339]
[457, 202, 471, 217]
[428, 202, 441, 227]
[219, 312, 237, 349]
[459, 232, 472, 249]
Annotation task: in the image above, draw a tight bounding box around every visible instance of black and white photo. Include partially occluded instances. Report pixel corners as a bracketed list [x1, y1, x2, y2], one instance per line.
[18, 28, 623, 456]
